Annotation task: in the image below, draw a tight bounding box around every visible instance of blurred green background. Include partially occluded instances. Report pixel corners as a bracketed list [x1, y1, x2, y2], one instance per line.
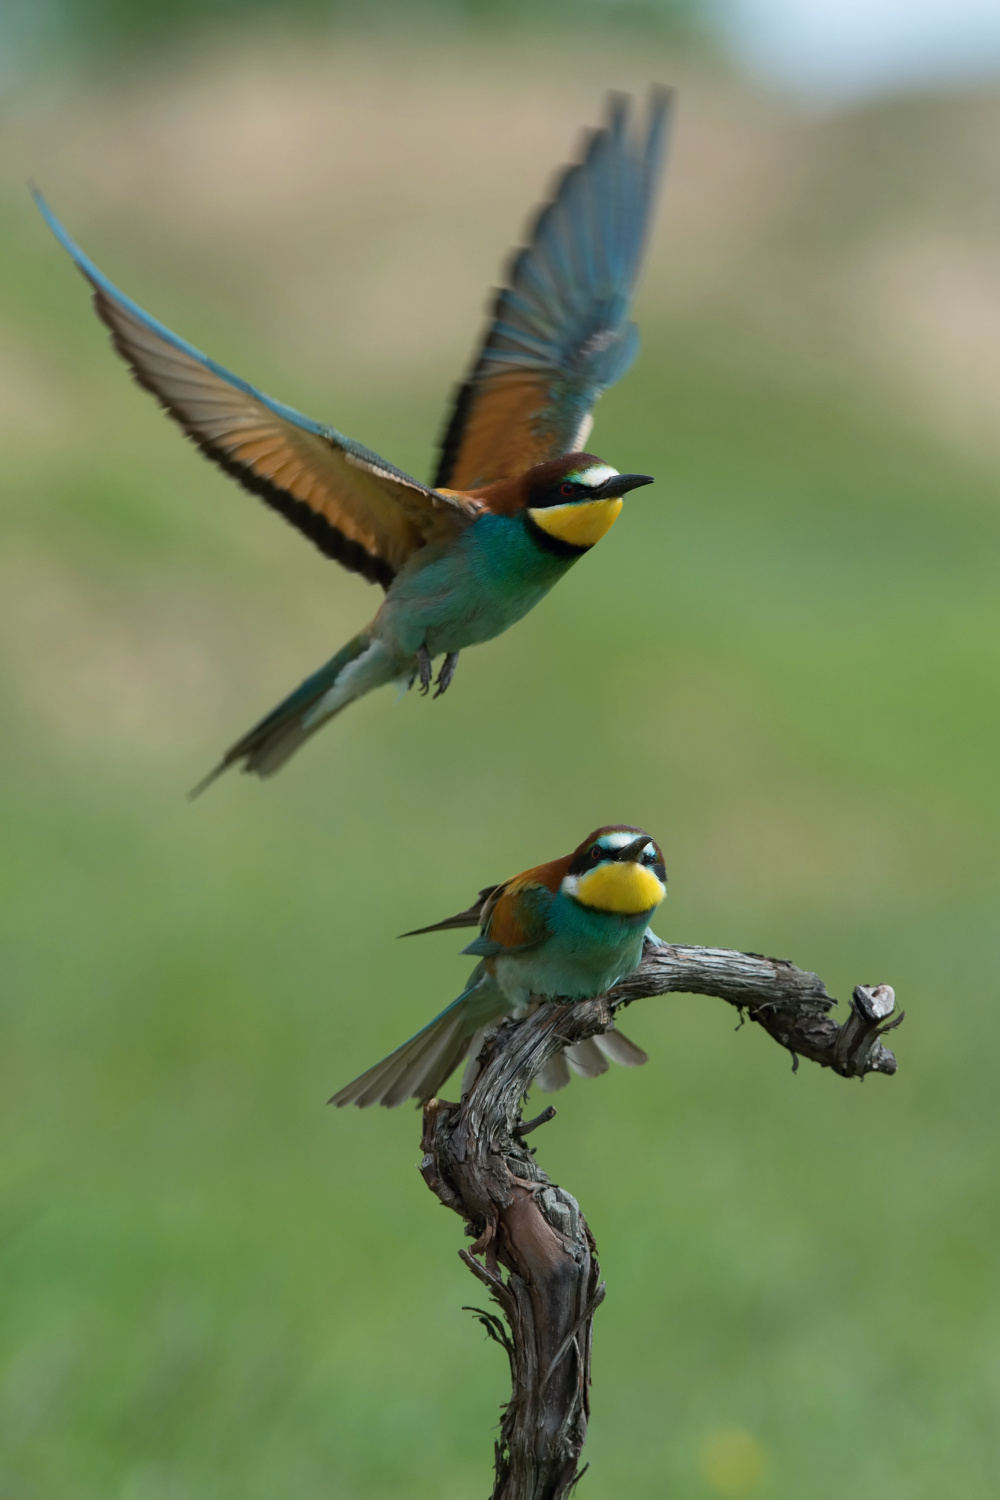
[3, 3, 1000, 1496]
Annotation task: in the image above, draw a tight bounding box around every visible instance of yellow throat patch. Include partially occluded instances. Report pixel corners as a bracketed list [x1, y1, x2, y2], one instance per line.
[573, 861, 666, 915]
[528, 496, 623, 549]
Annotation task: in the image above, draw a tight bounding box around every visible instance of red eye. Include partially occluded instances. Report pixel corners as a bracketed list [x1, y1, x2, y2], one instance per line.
[590, 846, 602, 860]
[560, 481, 576, 497]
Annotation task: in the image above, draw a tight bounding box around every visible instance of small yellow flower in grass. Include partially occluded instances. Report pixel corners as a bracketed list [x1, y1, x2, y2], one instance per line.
[699, 1427, 769, 1496]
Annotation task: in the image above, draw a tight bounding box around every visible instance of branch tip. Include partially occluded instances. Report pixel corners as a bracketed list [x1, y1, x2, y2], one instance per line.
[514, 1106, 557, 1136]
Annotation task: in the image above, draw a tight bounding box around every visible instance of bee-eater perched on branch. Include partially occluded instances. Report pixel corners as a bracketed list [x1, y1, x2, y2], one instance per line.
[331, 825, 667, 1108]
[34, 90, 670, 786]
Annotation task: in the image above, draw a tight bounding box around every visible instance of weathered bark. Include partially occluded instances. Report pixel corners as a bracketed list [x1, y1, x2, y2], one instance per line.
[419, 941, 901, 1500]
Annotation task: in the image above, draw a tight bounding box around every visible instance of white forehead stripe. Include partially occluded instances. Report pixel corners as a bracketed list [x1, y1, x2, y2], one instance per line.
[599, 831, 648, 851]
[566, 463, 618, 489]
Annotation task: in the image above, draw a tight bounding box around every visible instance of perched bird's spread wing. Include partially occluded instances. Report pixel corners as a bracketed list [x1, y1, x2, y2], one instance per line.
[434, 90, 671, 491]
[35, 191, 477, 588]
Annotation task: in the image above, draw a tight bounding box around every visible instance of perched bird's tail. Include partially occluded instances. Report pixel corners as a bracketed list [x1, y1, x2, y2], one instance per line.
[534, 1025, 648, 1092]
[331, 974, 650, 1109]
[191, 632, 399, 795]
[330, 971, 505, 1109]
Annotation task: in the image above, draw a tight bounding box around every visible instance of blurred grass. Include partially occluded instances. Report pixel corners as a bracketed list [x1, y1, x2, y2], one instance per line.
[5, 0, 704, 69]
[3, 35, 1000, 1500]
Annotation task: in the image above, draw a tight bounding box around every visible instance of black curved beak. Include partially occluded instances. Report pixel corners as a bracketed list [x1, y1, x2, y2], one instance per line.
[619, 834, 654, 863]
[593, 472, 654, 500]
[590, 471, 653, 501]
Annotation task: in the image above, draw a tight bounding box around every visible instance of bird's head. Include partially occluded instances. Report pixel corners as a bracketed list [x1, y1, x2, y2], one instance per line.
[561, 826, 666, 915]
[521, 453, 654, 552]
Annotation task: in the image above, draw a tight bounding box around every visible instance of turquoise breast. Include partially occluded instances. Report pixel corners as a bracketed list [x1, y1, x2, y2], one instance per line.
[381, 512, 581, 658]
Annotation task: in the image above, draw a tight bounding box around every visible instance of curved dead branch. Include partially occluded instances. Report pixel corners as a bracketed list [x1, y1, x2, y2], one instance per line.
[419, 940, 900, 1500]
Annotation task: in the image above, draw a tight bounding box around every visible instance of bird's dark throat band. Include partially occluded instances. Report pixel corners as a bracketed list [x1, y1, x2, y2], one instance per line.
[524, 511, 592, 559]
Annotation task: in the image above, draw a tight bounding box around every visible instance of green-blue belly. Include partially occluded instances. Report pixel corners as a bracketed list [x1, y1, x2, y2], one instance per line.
[376, 514, 577, 658]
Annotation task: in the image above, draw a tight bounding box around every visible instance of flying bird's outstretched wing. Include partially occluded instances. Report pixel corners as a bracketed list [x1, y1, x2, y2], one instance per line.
[434, 89, 671, 491]
[34, 191, 476, 589]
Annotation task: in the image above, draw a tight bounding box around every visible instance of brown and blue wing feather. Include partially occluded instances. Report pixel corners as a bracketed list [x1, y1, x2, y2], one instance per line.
[466, 859, 566, 954]
[402, 859, 564, 959]
[435, 90, 671, 490]
[35, 190, 474, 587]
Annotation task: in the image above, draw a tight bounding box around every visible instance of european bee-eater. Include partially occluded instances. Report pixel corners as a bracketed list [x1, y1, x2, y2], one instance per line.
[331, 825, 666, 1108]
[34, 90, 669, 785]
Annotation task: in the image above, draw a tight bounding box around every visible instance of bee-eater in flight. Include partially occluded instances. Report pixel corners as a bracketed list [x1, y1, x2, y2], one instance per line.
[35, 91, 670, 786]
[331, 825, 666, 1108]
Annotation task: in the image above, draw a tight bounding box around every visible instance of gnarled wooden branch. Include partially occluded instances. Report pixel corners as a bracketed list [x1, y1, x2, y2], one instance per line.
[418, 941, 900, 1500]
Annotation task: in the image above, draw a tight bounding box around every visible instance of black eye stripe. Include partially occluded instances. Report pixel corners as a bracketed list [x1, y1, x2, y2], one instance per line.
[530, 480, 589, 508]
[567, 835, 664, 876]
[598, 844, 657, 862]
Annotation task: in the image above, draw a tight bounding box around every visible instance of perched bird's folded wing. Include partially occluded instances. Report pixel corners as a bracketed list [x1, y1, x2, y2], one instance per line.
[434, 89, 671, 491]
[476, 870, 555, 953]
[402, 869, 552, 954]
[35, 191, 477, 588]
[400, 885, 503, 938]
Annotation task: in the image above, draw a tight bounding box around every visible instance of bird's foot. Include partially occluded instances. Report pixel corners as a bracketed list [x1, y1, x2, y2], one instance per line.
[416, 645, 433, 696]
[433, 651, 460, 699]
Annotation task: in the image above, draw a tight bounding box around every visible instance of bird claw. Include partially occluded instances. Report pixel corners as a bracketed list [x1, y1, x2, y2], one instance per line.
[413, 647, 458, 698]
[433, 651, 460, 699]
[416, 645, 433, 696]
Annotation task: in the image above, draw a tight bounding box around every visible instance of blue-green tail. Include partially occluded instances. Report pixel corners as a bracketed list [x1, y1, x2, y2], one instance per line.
[190, 631, 397, 795]
[329, 971, 505, 1109]
[329, 971, 650, 1109]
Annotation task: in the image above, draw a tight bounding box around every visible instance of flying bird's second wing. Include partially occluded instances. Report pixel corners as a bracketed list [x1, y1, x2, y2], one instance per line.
[35, 191, 476, 588]
[435, 89, 671, 491]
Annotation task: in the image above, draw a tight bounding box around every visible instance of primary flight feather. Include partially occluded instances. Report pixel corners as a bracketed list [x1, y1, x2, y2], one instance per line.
[35, 90, 670, 785]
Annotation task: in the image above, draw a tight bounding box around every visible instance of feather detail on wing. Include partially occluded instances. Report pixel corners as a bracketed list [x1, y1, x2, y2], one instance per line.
[399, 886, 502, 938]
[35, 190, 476, 587]
[481, 867, 558, 951]
[434, 89, 671, 490]
[401, 859, 560, 954]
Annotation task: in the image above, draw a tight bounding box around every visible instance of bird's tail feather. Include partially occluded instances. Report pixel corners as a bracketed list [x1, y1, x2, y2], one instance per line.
[593, 1027, 648, 1067]
[331, 976, 499, 1109]
[332, 988, 651, 1108]
[564, 1038, 609, 1079]
[534, 1052, 572, 1092]
[535, 1024, 648, 1092]
[191, 631, 398, 794]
